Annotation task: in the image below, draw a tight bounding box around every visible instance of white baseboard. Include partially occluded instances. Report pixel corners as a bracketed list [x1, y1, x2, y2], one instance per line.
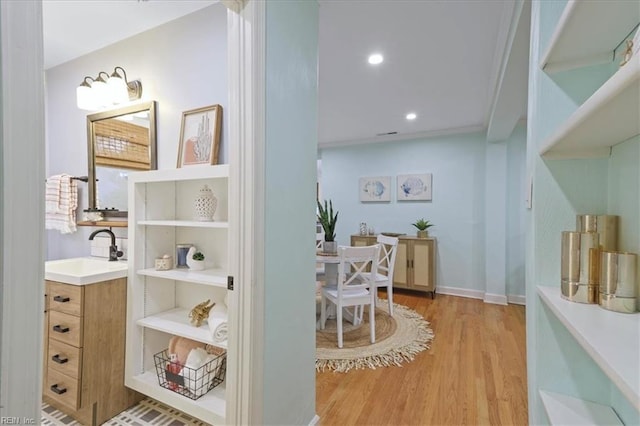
[483, 293, 508, 305]
[507, 294, 526, 305]
[309, 414, 320, 425]
[437, 286, 485, 300]
[436, 286, 526, 306]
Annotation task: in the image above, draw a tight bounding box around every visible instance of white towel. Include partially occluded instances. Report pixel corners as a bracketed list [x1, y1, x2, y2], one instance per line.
[180, 348, 218, 397]
[45, 174, 78, 234]
[207, 303, 228, 343]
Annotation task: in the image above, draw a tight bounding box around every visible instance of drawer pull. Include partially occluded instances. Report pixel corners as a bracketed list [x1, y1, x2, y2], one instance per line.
[53, 295, 70, 303]
[52, 354, 68, 364]
[50, 384, 67, 395]
[53, 325, 70, 333]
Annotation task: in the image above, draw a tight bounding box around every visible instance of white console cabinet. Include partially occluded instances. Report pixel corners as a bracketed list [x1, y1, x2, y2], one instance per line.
[125, 165, 231, 424]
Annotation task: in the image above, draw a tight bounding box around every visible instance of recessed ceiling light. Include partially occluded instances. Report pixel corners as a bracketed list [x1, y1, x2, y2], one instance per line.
[368, 53, 384, 65]
[406, 113, 417, 120]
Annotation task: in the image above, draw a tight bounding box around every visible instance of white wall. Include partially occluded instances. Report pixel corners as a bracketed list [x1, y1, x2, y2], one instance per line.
[44, 5, 227, 260]
[319, 128, 527, 299]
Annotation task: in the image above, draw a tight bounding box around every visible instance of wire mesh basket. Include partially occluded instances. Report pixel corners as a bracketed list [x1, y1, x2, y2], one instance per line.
[154, 348, 226, 400]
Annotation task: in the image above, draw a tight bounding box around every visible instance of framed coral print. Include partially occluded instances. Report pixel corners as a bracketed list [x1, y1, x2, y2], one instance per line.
[397, 173, 432, 201]
[177, 105, 222, 167]
[359, 176, 391, 202]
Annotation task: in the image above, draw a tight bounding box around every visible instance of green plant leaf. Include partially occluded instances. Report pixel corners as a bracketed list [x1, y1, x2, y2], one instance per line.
[317, 199, 338, 241]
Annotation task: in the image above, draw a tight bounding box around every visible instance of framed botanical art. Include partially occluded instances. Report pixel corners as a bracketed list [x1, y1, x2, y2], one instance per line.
[177, 104, 223, 167]
[359, 176, 391, 202]
[397, 173, 432, 201]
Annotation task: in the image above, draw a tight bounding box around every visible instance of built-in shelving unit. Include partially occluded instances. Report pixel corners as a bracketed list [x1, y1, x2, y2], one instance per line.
[539, 390, 623, 425]
[537, 286, 640, 411]
[137, 267, 227, 287]
[136, 308, 228, 349]
[125, 165, 231, 424]
[540, 56, 640, 158]
[540, 0, 640, 73]
[532, 2, 640, 424]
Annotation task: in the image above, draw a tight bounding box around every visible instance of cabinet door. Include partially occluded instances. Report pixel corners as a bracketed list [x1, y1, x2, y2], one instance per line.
[412, 239, 433, 292]
[351, 235, 374, 247]
[393, 240, 410, 289]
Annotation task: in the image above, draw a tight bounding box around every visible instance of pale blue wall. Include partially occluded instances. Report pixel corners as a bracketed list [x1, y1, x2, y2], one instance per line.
[608, 135, 640, 312]
[263, 1, 318, 424]
[321, 133, 487, 293]
[506, 123, 527, 297]
[320, 129, 527, 298]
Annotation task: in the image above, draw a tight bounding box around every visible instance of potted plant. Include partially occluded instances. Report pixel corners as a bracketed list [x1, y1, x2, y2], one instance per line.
[186, 246, 206, 271]
[412, 218, 434, 238]
[317, 199, 339, 253]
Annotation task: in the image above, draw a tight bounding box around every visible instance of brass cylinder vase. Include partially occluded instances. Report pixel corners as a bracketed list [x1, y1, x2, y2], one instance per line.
[576, 214, 619, 251]
[561, 231, 600, 303]
[599, 251, 638, 313]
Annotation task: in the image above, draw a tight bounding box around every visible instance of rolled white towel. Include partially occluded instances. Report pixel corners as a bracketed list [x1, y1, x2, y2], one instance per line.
[208, 303, 228, 343]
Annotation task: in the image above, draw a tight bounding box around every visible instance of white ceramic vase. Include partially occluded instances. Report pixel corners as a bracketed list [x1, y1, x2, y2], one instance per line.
[186, 246, 206, 271]
[194, 185, 217, 221]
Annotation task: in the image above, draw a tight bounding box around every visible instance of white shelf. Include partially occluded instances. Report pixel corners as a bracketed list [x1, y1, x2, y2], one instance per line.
[540, 56, 640, 159]
[540, 390, 623, 425]
[137, 219, 229, 228]
[138, 267, 227, 287]
[128, 164, 229, 183]
[540, 1, 640, 73]
[127, 371, 226, 425]
[537, 286, 640, 411]
[137, 308, 228, 349]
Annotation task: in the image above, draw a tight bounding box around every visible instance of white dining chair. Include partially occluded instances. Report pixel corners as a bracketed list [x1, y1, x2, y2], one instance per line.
[361, 234, 399, 316]
[320, 244, 380, 348]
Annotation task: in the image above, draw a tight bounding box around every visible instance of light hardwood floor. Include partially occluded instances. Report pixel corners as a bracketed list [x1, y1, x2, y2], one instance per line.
[316, 290, 528, 426]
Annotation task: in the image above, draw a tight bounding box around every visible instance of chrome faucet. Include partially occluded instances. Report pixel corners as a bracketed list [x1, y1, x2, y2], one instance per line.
[89, 228, 123, 261]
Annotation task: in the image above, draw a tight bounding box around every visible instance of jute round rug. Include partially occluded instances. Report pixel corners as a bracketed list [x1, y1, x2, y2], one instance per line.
[316, 299, 434, 372]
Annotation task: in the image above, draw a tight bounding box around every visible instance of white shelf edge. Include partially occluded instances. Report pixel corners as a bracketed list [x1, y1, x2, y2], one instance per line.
[540, 56, 640, 157]
[137, 220, 229, 228]
[537, 286, 640, 411]
[126, 371, 226, 424]
[138, 267, 227, 287]
[129, 164, 229, 183]
[540, 0, 640, 73]
[539, 390, 623, 425]
[137, 307, 228, 349]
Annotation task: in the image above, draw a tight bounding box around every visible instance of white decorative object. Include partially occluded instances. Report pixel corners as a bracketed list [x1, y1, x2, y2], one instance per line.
[397, 173, 433, 201]
[359, 176, 391, 202]
[155, 255, 172, 271]
[186, 246, 206, 271]
[194, 184, 217, 221]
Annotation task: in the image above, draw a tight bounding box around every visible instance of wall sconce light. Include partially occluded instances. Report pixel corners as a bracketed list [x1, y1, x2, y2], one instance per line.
[76, 66, 143, 111]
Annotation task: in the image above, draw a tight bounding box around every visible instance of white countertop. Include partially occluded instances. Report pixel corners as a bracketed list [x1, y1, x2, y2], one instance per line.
[45, 257, 128, 285]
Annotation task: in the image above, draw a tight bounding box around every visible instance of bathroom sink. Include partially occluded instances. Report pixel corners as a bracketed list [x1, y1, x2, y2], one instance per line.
[45, 257, 128, 285]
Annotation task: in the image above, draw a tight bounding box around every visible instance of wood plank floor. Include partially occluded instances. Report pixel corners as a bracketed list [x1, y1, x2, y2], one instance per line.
[316, 290, 528, 426]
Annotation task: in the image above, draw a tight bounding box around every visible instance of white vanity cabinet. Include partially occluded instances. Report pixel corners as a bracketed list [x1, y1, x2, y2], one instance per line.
[125, 165, 231, 424]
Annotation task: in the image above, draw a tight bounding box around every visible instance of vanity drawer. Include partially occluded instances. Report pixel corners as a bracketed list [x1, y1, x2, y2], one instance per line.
[49, 311, 83, 347]
[47, 281, 83, 316]
[48, 339, 82, 379]
[45, 369, 80, 410]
